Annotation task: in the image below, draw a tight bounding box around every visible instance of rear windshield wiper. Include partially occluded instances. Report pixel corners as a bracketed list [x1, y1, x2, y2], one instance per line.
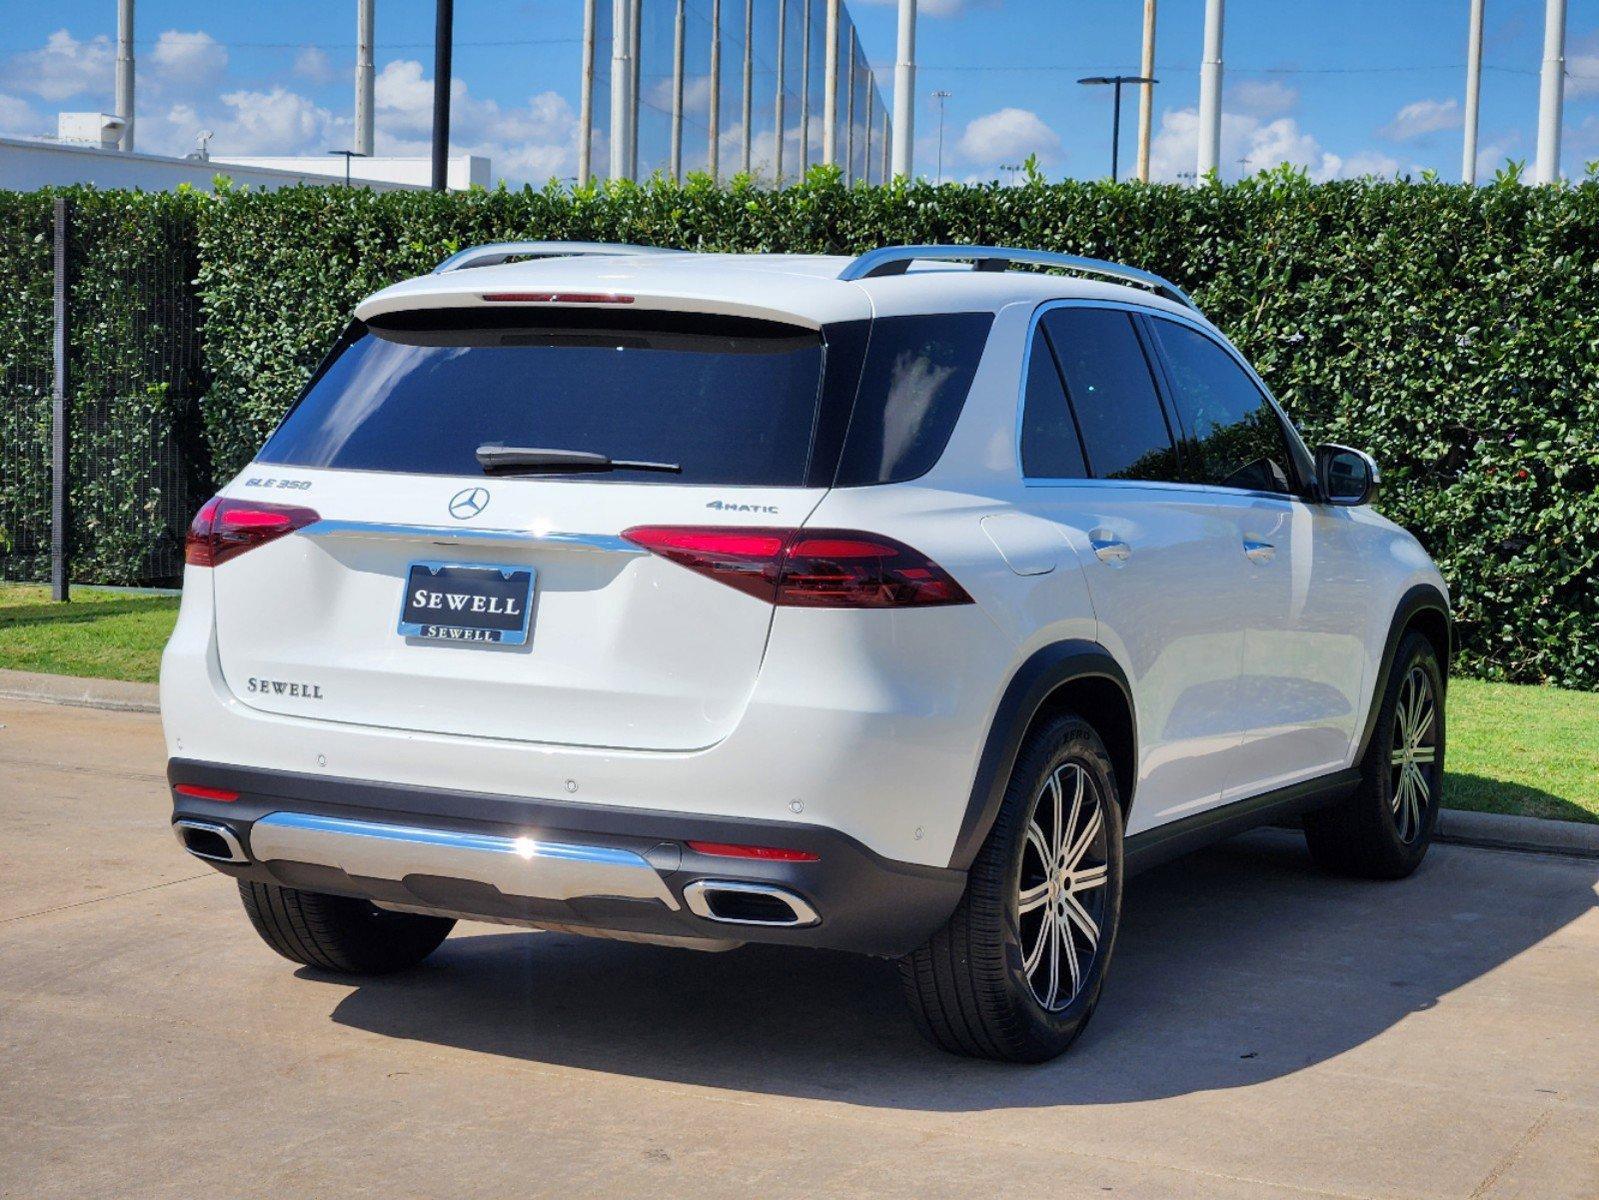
[475, 443, 682, 476]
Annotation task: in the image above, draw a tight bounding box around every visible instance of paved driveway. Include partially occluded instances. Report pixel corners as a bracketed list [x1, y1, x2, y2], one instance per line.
[1, 698, 1595, 1199]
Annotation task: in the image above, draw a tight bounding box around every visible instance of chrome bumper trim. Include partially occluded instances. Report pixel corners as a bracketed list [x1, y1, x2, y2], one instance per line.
[248, 812, 680, 911]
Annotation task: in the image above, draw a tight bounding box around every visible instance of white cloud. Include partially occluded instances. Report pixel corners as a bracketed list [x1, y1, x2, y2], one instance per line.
[3, 30, 114, 103]
[140, 87, 346, 158]
[1230, 79, 1298, 117]
[293, 46, 337, 86]
[1380, 97, 1461, 141]
[150, 30, 228, 91]
[374, 59, 578, 183]
[1149, 106, 1397, 182]
[0, 92, 48, 136]
[956, 107, 1061, 166]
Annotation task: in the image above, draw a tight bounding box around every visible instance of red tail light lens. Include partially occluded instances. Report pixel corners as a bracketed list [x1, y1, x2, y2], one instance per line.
[621, 526, 971, 608]
[686, 840, 820, 862]
[185, 496, 321, 568]
[174, 784, 240, 802]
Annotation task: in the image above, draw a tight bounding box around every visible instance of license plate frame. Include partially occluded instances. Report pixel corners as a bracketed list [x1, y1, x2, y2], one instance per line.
[397, 560, 536, 646]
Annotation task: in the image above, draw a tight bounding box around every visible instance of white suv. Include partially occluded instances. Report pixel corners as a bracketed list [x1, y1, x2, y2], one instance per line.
[163, 243, 1450, 1062]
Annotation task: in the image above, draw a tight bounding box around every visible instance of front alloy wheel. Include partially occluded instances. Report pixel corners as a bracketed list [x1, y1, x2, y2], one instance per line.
[1389, 665, 1439, 843]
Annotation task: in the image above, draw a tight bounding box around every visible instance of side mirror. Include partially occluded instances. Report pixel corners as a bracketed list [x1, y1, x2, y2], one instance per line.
[1314, 444, 1379, 506]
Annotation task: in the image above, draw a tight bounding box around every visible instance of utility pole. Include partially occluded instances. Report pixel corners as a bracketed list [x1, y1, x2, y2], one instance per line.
[1462, 0, 1484, 184]
[741, 0, 753, 176]
[708, 0, 722, 180]
[932, 89, 951, 183]
[892, 0, 916, 178]
[579, 0, 596, 183]
[1536, 0, 1567, 184]
[823, 0, 839, 165]
[116, 0, 135, 151]
[670, 0, 686, 182]
[431, 0, 453, 191]
[610, 0, 632, 180]
[355, 0, 375, 157]
[800, 0, 813, 169]
[1079, 75, 1156, 184]
[1137, 0, 1157, 182]
[1196, 0, 1224, 179]
[775, 0, 787, 185]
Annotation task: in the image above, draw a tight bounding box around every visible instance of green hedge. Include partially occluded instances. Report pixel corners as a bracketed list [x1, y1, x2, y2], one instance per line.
[3, 171, 1595, 687]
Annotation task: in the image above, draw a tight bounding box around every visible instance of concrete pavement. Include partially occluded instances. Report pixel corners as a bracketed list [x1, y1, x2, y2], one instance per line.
[1, 697, 1595, 1199]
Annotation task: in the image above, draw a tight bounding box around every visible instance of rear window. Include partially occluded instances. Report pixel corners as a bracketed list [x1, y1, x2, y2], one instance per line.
[257, 309, 827, 486]
[258, 307, 994, 489]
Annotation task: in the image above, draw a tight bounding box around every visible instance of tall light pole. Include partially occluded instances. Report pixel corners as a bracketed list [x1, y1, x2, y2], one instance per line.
[1079, 75, 1157, 183]
[1536, 0, 1567, 184]
[1136, 0, 1157, 182]
[116, 0, 135, 151]
[431, 0, 454, 191]
[1196, 0, 1224, 179]
[1462, 0, 1484, 184]
[932, 89, 951, 183]
[355, 0, 375, 157]
[892, 0, 917, 178]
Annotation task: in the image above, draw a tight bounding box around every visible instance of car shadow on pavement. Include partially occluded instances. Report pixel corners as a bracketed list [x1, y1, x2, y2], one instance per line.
[324, 829, 1598, 1109]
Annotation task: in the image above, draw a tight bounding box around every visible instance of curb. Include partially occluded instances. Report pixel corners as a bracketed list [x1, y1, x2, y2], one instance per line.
[1435, 807, 1599, 859]
[0, 669, 159, 714]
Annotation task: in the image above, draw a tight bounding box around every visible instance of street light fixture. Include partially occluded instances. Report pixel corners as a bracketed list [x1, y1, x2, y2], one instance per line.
[1077, 74, 1157, 183]
[326, 149, 369, 187]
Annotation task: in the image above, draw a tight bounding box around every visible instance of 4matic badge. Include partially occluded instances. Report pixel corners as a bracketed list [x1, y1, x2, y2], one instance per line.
[705, 499, 778, 514]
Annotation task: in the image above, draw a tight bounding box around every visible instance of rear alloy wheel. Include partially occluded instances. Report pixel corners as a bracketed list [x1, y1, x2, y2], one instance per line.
[900, 713, 1124, 1063]
[1018, 762, 1111, 1012]
[1304, 630, 1445, 879]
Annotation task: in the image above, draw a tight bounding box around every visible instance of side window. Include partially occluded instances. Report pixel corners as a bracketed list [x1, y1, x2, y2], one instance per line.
[1148, 319, 1296, 495]
[1040, 308, 1181, 483]
[1019, 327, 1087, 478]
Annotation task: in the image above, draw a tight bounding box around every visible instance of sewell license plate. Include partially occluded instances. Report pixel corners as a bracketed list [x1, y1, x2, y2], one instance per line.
[398, 562, 535, 645]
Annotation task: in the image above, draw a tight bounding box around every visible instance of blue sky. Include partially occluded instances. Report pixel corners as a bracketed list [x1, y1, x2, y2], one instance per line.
[3, 0, 1598, 184]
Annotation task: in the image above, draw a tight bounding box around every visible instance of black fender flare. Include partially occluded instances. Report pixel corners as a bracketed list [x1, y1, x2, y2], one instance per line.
[1352, 582, 1453, 765]
[947, 640, 1135, 872]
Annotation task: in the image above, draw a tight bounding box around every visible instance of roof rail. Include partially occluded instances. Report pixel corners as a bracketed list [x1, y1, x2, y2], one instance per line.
[837, 244, 1196, 310]
[433, 241, 683, 274]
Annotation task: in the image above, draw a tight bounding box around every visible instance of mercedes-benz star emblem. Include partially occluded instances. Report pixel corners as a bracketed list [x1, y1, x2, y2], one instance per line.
[448, 486, 490, 520]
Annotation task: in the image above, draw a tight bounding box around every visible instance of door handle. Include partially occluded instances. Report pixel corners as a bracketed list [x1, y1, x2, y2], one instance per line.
[1243, 537, 1276, 564]
[1089, 531, 1131, 566]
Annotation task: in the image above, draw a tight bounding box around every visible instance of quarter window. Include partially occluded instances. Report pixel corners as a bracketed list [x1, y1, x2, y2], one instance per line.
[1019, 327, 1087, 478]
[1040, 308, 1181, 483]
[1148, 319, 1296, 495]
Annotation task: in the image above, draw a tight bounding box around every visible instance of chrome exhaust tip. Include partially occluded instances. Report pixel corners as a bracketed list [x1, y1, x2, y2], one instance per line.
[682, 880, 819, 928]
[173, 819, 248, 864]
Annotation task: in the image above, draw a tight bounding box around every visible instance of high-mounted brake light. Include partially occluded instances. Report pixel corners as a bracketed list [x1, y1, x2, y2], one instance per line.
[174, 784, 240, 802]
[686, 840, 819, 862]
[621, 526, 972, 608]
[480, 292, 635, 304]
[185, 496, 320, 568]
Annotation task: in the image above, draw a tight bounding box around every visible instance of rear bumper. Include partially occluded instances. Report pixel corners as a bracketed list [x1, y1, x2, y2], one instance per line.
[168, 759, 967, 958]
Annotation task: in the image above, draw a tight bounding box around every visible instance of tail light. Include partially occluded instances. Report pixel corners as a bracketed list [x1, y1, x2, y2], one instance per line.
[185, 496, 320, 568]
[621, 526, 971, 608]
[686, 840, 820, 862]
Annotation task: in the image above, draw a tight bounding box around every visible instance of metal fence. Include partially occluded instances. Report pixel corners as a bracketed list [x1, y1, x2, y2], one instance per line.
[0, 197, 211, 592]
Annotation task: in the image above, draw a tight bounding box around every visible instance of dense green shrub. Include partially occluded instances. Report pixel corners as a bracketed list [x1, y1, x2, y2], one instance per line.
[2, 172, 1594, 686]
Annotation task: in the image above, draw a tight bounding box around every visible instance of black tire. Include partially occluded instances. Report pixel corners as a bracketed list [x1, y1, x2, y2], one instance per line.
[1304, 630, 1446, 880]
[899, 713, 1124, 1063]
[238, 881, 455, 974]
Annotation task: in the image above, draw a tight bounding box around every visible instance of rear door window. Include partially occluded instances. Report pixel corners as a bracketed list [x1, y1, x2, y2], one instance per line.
[1147, 318, 1296, 495]
[258, 309, 827, 486]
[1040, 308, 1181, 483]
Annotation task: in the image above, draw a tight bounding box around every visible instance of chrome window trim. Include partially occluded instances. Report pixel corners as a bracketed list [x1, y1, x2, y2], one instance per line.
[1013, 298, 1315, 505]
